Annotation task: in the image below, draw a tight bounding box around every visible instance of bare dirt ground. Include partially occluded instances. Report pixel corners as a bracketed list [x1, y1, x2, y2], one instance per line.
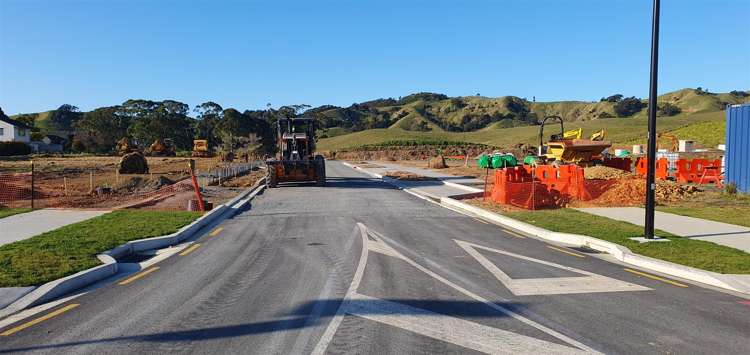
[0, 155, 258, 210]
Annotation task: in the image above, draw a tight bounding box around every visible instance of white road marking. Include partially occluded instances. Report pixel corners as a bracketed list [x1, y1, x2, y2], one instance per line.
[311, 223, 370, 355]
[366, 228, 406, 260]
[347, 293, 585, 354]
[456, 240, 651, 296]
[313, 224, 601, 354]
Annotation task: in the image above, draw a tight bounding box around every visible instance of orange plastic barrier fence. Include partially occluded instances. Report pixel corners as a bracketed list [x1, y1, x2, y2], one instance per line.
[675, 159, 722, 184]
[490, 165, 591, 209]
[634, 157, 670, 180]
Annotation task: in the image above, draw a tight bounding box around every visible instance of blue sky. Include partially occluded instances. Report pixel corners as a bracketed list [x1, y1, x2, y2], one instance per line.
[1, 0, 748, 115]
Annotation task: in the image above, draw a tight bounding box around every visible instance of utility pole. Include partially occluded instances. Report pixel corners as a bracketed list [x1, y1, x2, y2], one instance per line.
[644, 0, 661, 239]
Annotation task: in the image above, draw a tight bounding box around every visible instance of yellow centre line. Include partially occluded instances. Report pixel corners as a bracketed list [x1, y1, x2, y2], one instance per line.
[624, 268, 689, 288]
[118, 266, 160, 286]
[209, 227, 224, 237]
[1, 303, 79, 336]
[473, 218, 490, 225]
[502, 229, 526, 239]
[547, 245, 586, 258]
[179, 243, 202, 256]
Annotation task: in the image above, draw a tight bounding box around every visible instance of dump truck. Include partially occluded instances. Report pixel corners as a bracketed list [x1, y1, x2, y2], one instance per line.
[536, 115, 611, 166]
[266, 117, 326, 187]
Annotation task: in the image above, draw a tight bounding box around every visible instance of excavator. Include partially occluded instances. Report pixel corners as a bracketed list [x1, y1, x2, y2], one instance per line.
[266, 117, 326, 187]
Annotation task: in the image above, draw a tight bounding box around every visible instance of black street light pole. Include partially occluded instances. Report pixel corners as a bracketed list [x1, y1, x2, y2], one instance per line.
[645, 0, 661, 239]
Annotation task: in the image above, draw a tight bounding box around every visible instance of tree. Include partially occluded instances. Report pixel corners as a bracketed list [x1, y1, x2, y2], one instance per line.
[614, 97, 646, 117]
[73, 106, 129, 153]
[123, 99, 194, 150]
[600, 94, 623, 103]
[193, 102, 224, 148]
[657, 102, 681, 117]
[49, 104, 82, 132]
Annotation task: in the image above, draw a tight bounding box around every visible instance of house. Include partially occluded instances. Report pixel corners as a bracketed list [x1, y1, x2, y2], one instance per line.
[0, 115, 33, 143]
[30, 134, 67, 153]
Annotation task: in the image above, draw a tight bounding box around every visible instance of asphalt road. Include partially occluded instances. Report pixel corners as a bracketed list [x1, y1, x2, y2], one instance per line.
[1, 161, 749, 354]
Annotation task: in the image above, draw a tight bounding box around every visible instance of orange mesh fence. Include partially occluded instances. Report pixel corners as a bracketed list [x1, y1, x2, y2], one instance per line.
[0, 173, 34, 208]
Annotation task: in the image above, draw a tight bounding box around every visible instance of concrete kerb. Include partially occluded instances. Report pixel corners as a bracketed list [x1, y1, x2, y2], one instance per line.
[440, 196, 750, 295]
[0, 178, 267, 319]
[342, 161, 750, 296]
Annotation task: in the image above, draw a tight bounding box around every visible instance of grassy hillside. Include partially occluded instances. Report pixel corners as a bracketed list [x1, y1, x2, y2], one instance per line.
[319, 110, 726, 151]
[310, 89, 748, 138]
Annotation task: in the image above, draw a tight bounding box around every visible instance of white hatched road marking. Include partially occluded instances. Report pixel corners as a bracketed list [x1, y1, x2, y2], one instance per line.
[455, 240, 651, 296]
[312, 223, 600, 354]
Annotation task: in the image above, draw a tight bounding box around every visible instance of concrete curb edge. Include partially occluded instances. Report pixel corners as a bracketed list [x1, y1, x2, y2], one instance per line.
[0, 177, 267, 319]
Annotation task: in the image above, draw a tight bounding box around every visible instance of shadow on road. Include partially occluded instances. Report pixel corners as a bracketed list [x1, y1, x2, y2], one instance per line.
[1, 298, 526, 352]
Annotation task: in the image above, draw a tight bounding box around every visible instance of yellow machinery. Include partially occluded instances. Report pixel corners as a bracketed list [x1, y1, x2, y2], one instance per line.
[538, 115, 611, 165]
[191, 139, 214, 157]
[146, 138, 176, 156]
[657, 132, 678, 152]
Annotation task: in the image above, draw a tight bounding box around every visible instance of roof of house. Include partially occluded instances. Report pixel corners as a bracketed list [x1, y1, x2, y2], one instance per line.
[0, 115, 34, 129]
[44, 135, 67, 144]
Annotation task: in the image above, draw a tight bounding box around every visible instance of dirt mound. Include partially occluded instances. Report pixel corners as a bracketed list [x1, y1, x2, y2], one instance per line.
[428, 155, 447, 169]
[118, 152, 149, 174]
[582, 177, 701, 206]
[384, 171, 437, 181]
[585, 166, 633, 180]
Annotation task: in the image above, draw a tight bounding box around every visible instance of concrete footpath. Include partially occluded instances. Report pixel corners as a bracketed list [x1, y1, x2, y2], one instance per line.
[0, 209, 109, 246]
[576, 207, 750, 253]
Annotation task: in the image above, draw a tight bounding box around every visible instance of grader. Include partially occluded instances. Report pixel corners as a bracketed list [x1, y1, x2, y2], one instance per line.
[266, 117, 326, 187]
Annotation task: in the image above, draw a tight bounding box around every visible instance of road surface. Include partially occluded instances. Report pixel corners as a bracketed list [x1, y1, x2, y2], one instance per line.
[1, 161, 748, 354]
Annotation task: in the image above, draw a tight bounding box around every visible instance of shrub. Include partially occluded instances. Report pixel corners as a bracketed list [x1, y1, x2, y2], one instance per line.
[614, 97, 646, 117]
[730, 90, 749, 98]
[657, 102, 681, 117]
[0, 142, 32, 156]
[600, 94, 623, 103]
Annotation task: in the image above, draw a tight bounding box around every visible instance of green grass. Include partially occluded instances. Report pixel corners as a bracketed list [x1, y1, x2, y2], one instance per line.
[505, 209, 750, 274]
[319, 110, 725, 151]
[657, 206, 750, 228]
[667, 120, 725, 149]
[0, 210, 200, 287]
[0, 208, 32, 219]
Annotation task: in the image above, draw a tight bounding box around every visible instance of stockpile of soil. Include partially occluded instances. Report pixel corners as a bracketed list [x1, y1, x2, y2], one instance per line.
[584, 166, 633, 180]
[428, 155, 447, 169]
[580, 177, 701, 206]
[384, 171, 437, 181]
[118, 152, 149, 174]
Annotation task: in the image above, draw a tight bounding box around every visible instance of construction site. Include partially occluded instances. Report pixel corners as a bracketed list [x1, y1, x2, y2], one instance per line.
[339, 108, 746, 213]
[0, 138, 265, 212]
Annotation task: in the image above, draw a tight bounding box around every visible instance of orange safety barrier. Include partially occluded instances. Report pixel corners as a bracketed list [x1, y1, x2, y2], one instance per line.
[489, 165, 589, 209]
[634, 157, 670, 180]
[675, 159, 722, 184]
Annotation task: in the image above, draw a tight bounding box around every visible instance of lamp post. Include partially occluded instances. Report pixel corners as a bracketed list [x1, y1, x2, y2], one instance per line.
[644, 0, 661, 239]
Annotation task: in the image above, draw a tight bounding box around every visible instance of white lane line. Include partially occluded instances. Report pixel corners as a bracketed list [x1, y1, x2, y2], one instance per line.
[347, 293, 585, 355]
[311, 223, 369, 355]
[456, 240, 650, 296]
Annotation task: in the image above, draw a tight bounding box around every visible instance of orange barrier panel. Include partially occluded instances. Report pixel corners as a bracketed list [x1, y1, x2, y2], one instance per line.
[490, 165, 588, 209]
[676, 159, 722, 184]
[634, 157, 669, 180]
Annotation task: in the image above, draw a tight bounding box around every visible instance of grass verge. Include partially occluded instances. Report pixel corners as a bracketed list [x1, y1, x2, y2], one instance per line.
[0, 210, 200, 287]
[0, 208, 32, 219]
[485, 207, 750, 274]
